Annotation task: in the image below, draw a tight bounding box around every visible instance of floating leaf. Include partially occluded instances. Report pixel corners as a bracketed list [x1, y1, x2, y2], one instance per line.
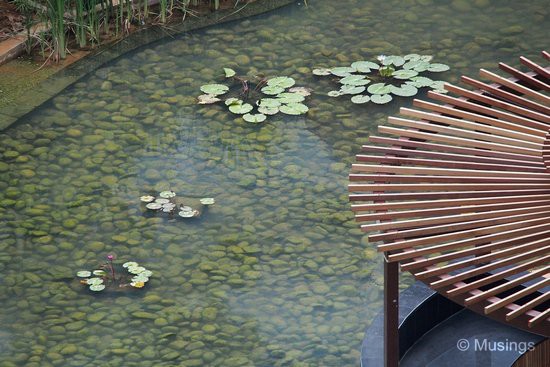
[312, 68, 332, 76]
[89, 284, 105, 291]
[261, 85, 285, 95]
[140, 270, 153, 277]
[404, 53, 421, 61]
[155, 198, 170, 204]
[350, 95, 370, 104]
[223, 68, 236, 78]
[267, 76, 295, 88]
[146, 202, 162, 210]
[197, 94, 221, 104]
[330, 67, 356, 77]
[382, 55, 405, 67]
[159, 191, 176, 198]
[432, 89, 449, 94]
[392, 69, 419, 80]
[128, 266, 146, 275]
[139, 195, 155, 203]
[430, 80, 447, 90]
[132, 275, 150, 283]
[200, 84, 229, 96]
[93, 270, 107, 276]
[258, 98, 281, 108]
[279, 103, 309, 115]
[403, 60, 429, 72]
[427, 63, 450, 72]
[409, 76, 434, 87]
[341, 85, 366, 95]
[390, 84, 418, 97]
[327, 91, 343, 97]
[200, 198, 215, 205]
[351, 61, 379, 73]
[258, 106, 279, 115]
[131, 281, 145, 288]
[229, 103, 253, 114]
[277, 92, 305, 103]
[371, 94, 393, 104]
[180, 206, 193, 212]
[420, 55, 433, 62]
[123, 262, 138, 268]
[87, 277, 103, 285]
[288, 87, 313, 96]
[77, 271, 91, 278]
[178, 211, 195, 218]
[225, 98, 242, 106]
[243, 113, 267, 123]
[367, 83, 392, 95]
[340, 75, 370, 86]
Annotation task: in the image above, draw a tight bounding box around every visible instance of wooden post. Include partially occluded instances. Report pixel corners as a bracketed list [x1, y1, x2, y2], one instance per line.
[384, 257, 399, 367]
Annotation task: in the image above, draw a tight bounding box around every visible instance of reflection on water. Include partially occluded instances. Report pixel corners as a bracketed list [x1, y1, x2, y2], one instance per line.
[0, 0, 548, 366]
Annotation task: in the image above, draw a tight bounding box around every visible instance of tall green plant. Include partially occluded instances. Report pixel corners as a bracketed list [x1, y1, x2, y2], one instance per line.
[14, 0, 35, 55]
[44, 0, 67, 60]
[86, 0, 101, 44]
[74, 0, 86, 48]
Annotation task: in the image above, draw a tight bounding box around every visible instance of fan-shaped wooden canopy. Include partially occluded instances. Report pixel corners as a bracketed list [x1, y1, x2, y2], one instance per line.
[349, 51, 549, 365]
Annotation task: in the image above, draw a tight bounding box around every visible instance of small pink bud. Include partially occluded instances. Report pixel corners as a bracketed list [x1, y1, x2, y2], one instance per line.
[107, 254, 114, 261]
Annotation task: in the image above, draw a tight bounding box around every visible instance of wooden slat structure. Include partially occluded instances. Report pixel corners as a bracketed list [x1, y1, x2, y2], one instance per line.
[349, 52, 550, 367]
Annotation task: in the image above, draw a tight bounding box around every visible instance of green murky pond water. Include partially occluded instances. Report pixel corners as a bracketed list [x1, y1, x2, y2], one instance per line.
[0, 0, 548, 366]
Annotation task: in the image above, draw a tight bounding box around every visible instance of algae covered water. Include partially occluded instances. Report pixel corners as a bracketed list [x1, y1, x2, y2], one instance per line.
[0, 0, 548, 366]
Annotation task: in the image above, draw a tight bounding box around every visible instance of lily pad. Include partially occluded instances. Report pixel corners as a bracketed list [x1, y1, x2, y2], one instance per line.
[146, 202, 162, 210]
[341, 85, 366, 95]
[289, 87, 313, 96]
[403, 60, 429, 72]
[140, 270, 153, 277]
[279, 103, 309, 115]
[225, 98, 242, 106]
[223, 68, 236, 78]
[267, 76, 295, 88]
[229, 103, 253, 114]
[89, 284, 106, 291]
[178, 211, 195, 218]
[197, 94, 221, 104]
[382, 55, 405, 67]
[243, 113, 267, 123]
[87, 277, 104, 285]
[200, 84, 229, 96]
[93, 270, 107, 276]
[340, 75, 370, 86]
[159, 191, 176, 198]
[427, 63, 450, 72]
[350, 95, 370, 104]
[404, 53, 421, 61]
[420, 55, 433, 62]
[139, 195, 155, 203]
[392, 69, 419, 80]
[258, 106, 279, 115]
[258, 98, 281, 108]
[200, 198, 215, 205]
[351, 61, 379, 73]
[261, 85, 285, 95]
[330, 67, 356, 77]
[277, 92, 305, 103]
[155, 198, 170, 204]
[123, 262, 138, 268]
[128, 266, 146, 274]
[327, 91, 343, 97]
[367, 83, 392, 95]
[371, 94, 393, 104]
[390, 84, 418, 97]
[312, 68, 332, 76]
[77, 270, 91, 278]
[409, 76, 434, 87]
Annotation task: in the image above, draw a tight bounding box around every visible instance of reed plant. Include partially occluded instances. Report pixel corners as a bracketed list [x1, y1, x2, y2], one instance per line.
[43, 0, 67, 60]
[74, 0, 86, 47]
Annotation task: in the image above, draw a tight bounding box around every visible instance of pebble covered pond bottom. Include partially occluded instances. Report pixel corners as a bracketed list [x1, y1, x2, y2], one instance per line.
[0, 0, 548, 366]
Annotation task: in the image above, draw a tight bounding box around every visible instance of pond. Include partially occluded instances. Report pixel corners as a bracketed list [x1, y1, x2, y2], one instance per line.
[0, 0, 548, 366]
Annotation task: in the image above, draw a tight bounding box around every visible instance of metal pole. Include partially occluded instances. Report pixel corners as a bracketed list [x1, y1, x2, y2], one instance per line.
[384, 256, 399, 367]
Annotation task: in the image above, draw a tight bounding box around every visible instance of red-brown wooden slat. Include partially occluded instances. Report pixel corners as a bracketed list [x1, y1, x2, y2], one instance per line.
[484, 278, 550, 314]
[498, 62, 550, 92]
[479, 69, 550, 104]
[506, 292, 550, 321]
[528, 308, 550, 328]
[520, 56, 550, 79]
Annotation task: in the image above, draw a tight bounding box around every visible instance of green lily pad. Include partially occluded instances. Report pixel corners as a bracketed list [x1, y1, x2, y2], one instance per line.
[128, 266, 146, 274]
[87, 277, 103, 285]
[330, 67, 356, 77]
[312, 68, 332, 76]
[404, 53, 421, 61]
[261, 85, 285, 95]
[277, 92, 305, 103]
[197, 94, 221, 104]
[420, 55, 433, 62]
[228, 103, 253, 114]
[267, 76, 295, 88]
[225, 98, 242, 106]
[403, 60, 429, 72]
[77, 271, 91, 278]
[409, 76, 434, 87]
[200, 84, 229, 96]
[351, 61, 379, 73]
[390, 84, 418, 97]
[289, 87, 313, 96]
[243, 113, 267, 123]
[258, 106, 279, 115]
[371, 94, 393, 104]
[392, 69, 419, 80]
[340, 75, 370, 86]
[89, 284, 106, 291]
[258, 98, 281, 108]
[223, 68, 236, 78]
[200, 198, 215, 205]
[341, 85, 366, 95]
[382, 55, 405, 67]
[367, 83, 392, 95]
[140, 270, 153, 277]
[123, 262, 138, 268]
[93, 270, 107, 276]
[327, 90, 344, 97]
[279, 103, 309, 115]
[430, 80, 447, 90]
[427, 63, 450, 72]
[350, 95, 370, 104]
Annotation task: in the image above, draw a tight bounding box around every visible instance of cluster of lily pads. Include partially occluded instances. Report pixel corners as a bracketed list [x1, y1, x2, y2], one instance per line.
[76, 255, 153, 292]
[140, 190, 215, 219]
[313, 54, 450, 104]
[198, 68, 311, 123]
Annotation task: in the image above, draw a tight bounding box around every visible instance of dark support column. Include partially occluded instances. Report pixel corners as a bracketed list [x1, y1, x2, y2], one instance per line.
[384, 257, 399, 367]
